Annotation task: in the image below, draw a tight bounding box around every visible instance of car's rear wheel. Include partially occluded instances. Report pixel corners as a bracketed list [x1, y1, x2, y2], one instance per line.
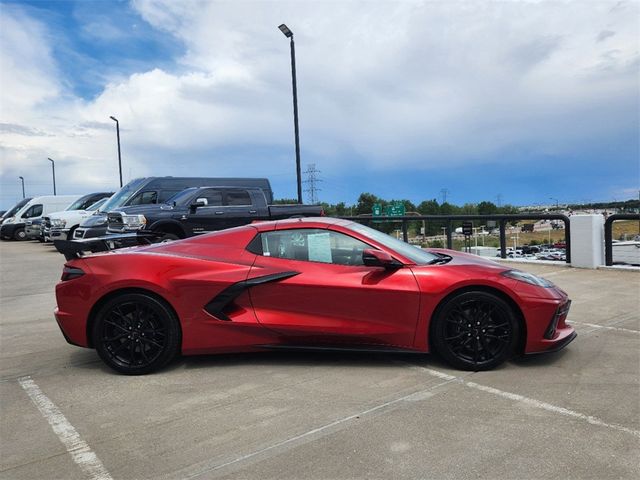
[92, 293, 181, 375]
[432, 291, 519, 371]
[157, 232, 179, 243]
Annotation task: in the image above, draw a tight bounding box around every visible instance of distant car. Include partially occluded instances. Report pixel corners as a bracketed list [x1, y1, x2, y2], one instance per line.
[43, 192, 113, 242]
[1, 195, 82, 241]
[24, 218, 43, 240]
[1, 198, 32, 225]
[54, 218, 575, 375]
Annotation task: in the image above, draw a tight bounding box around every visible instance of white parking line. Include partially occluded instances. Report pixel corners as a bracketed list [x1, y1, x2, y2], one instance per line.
[568, 321, 640, 335]
[407, 365, 640, 438]
[185, 377, 456, 478]
[18, 376, 112, 480]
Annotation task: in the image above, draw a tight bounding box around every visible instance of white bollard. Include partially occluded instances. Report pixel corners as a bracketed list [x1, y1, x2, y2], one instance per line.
[570, 214, 605, 268]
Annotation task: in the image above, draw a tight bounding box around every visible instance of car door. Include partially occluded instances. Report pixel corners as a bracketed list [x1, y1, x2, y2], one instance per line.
[221, 189, 261, 228]
[247, 227, 421, 348]
[185, 188, 226, 234]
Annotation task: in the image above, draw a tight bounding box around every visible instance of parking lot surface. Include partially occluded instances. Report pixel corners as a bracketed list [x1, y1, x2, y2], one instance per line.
[1, 240, 638, 479]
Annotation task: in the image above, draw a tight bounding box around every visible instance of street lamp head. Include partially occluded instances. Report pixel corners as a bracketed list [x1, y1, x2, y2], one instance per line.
[110, 116, 118, 122]
[19, 176, 23, 180]
[278, 24, 293, 38]
[47, 157, 54, 163]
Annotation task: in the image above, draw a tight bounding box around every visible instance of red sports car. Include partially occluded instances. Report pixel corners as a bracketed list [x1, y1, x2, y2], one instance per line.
[54, 217, 575, 375]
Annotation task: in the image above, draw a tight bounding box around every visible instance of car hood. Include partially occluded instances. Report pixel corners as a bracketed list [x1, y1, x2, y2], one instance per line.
[49, 209, 94, 221]
[111, 204, 174, 215]
[425, 248, 509, 270]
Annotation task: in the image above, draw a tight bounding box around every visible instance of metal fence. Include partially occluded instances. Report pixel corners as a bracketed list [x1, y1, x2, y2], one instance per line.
[604, 213, 640, 266]
[339, 214, 571, 264]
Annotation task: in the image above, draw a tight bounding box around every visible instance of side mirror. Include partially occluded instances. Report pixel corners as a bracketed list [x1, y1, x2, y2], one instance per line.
[362, 249, 402, 269]
[189, 200, 207, 213]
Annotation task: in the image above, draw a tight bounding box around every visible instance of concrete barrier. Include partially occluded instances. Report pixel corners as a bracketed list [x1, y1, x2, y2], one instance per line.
[570, 215, 604, 268]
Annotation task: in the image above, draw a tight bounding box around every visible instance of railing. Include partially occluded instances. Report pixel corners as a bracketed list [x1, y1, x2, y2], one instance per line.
[604, 213, 640, 266]
[339, 214, 571, 264]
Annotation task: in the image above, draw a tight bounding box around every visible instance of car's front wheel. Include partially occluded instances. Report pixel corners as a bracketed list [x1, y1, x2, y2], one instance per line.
[432, 291, 520, 371]
[92, 293, 181, 375]
[13, 228, 27, 241]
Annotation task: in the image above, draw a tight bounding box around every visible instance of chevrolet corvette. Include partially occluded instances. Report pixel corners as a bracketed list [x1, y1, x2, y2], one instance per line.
[54, 217, 575, 375]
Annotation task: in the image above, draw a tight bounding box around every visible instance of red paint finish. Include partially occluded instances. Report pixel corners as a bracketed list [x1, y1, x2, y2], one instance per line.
[55, 218, 575, 365]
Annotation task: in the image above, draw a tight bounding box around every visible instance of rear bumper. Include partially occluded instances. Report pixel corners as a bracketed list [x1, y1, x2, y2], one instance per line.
[54, 307, 89, 347]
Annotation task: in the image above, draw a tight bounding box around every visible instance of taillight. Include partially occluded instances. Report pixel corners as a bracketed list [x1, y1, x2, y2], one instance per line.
[61, 265, 85, 281]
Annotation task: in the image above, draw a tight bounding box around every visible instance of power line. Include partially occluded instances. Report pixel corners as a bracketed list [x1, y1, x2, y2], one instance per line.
[302, 164, 322, 204]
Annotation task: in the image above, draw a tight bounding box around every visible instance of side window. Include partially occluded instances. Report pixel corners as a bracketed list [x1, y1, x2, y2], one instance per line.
[225, 190, 251, 206]
[22, 204, 43, 218]
[259, 229, 369, 266]
[195, 189, 223, 206]
[158, 190, 183, 203]
[129, 191, 158, 205]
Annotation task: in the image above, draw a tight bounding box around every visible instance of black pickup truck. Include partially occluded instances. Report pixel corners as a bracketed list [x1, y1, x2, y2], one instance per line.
[107, 186, 323, 240]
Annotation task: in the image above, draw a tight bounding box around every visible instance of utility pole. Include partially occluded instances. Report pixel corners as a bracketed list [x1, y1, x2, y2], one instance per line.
[440, 188, 449, 204]
[302, 163, 322, 204]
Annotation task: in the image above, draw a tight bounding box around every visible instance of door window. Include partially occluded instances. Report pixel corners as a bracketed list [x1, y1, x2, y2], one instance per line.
[195, 189, 223, 206]
[22, 204, 43, 218]
[225, 190, 251, 206]
[258, 229, 370, 266]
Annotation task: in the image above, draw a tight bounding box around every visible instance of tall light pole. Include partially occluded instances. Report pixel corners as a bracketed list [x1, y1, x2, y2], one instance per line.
[18, 176, 25, 199]
[549, 197, 559, 209]
[47, 158, 56, 195]
[278, 23, 302, 204]
[110, 116, 123, 188]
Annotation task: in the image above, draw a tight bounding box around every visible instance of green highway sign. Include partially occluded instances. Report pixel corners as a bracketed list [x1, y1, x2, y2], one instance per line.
[385, 202, 405, 216]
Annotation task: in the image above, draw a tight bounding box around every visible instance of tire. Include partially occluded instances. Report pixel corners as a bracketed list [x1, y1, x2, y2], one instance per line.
[432, 291, 520, 371]
[157, 232, 180, 243]
[67, 226, 78, 241]
[13, 228, 27, 241]
[92, 293, 181, 375]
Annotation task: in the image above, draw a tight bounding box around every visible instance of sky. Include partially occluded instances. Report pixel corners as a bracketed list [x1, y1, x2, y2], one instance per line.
[0, 0, 638, 210]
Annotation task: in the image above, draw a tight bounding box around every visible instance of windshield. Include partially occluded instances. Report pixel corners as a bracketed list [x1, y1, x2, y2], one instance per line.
[350, 222, 439, 265]
[2, 198, 31, 219]
[98, 178, 147, 212]
[66, 195, 100, 211]
[87, 197, 108, 211]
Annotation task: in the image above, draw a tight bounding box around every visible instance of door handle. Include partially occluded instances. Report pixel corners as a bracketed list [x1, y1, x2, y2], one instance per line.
[248, 210, 257, 214]
[215, 211, 224, 215]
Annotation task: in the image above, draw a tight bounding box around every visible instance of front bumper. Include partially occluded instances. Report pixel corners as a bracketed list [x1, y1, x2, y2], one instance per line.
[74, 226, 108, 239]
[0, 223, 21, 238]
[49, 228, 70, 240]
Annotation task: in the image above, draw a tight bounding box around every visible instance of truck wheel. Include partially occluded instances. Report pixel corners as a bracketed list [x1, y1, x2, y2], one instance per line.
[158, 233, 179, 243]
[13, 228, 27, 241]
[67, 226, 78, 241]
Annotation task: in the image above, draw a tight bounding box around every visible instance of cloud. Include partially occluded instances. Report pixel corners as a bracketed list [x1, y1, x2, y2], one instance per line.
[0, 0, 638, 207]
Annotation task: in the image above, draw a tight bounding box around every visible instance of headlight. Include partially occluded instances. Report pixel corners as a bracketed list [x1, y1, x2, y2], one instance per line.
[51, 219, 66, 227]
[501, 269, 554, 288]
[122, 214, 147, 229]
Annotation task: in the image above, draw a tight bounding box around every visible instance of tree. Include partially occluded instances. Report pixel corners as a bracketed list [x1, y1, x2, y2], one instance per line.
[477, 201, 498, 216]
[355, 193, 384, 216]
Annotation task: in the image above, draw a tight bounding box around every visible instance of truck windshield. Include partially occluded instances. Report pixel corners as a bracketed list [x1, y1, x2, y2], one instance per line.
[349, 222, 439, 265]
[98, 178, 147, 212]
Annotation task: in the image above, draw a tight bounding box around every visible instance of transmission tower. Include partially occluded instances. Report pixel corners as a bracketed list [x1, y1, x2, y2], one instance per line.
[440, 188, 449, 204]
[303, 164, 322, 204]
[496, 193, 502, 207]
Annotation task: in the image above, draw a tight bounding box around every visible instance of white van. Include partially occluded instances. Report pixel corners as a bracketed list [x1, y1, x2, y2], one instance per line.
[0, 195, 82, 241]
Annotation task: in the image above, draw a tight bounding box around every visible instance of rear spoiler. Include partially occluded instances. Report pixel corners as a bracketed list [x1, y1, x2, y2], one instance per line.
[53, 232, 161, 261]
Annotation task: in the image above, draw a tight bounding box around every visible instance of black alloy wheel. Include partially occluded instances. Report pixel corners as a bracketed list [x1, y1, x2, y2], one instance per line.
[432, 291, 519, 371]
[93, 293, 181, 375]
